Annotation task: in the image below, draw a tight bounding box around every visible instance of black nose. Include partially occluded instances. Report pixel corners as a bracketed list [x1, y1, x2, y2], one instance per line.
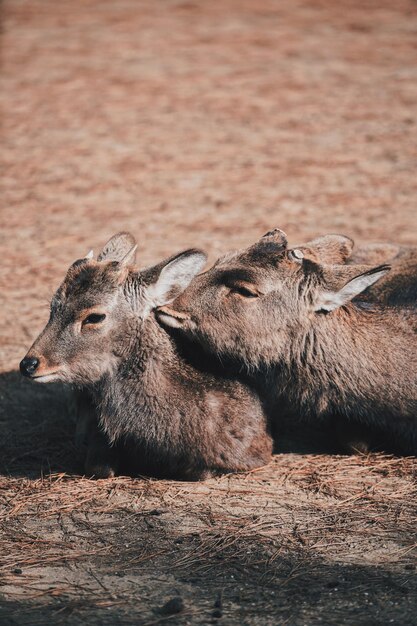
[20, 357, 40, 377]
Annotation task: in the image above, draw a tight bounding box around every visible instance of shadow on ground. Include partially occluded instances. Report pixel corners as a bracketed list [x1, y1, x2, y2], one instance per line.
[0, 370, 79, 477]
[0, 536, 415, 626]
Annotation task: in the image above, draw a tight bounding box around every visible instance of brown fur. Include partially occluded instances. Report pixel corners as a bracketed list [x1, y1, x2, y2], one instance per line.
[350, 244, 417, 308]
[158, 232, 417, 455]
[20, 233, 272, 480]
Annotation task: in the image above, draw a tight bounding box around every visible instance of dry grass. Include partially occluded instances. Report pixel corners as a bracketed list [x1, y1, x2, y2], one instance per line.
[1, 454, 416, 623]
[1, 0, 417, 623]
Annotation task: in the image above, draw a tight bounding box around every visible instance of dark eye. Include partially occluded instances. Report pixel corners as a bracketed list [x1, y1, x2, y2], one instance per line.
[230, 285, 258, 298]
[82, 313, 106, 326]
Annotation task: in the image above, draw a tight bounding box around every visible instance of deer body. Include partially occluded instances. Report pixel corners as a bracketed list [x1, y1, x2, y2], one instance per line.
[20, 234, 272, 479]
[271, 305, 416, 450]
[159, 232, 417, 455]
[347, 241, 417, 310]
[94, 313, 271, 479]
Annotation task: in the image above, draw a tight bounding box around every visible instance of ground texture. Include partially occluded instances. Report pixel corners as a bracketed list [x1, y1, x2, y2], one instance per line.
[0, 1, 416, 624]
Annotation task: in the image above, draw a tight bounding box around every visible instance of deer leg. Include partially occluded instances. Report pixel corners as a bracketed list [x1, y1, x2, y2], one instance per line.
[334, 420, 375, 455]
[84, 419, 120, 479]
[74, 389, 119, 477]
[74, 387, 96, 448]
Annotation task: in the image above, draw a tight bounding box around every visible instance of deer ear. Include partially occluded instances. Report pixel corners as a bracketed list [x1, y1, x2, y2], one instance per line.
[261, 228, 288, 244]
[97, 232, 137, 264]
[147, 249, 207, 307]
[315, 264, 390, 312]
[300, 234, 354, 264]
[246, 228, 288, 262]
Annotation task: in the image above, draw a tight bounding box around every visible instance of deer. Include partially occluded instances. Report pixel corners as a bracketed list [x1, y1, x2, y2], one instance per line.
[158, 230, 417, 455]
[19, 233, 272, 479]
[349, 243, 417, 307]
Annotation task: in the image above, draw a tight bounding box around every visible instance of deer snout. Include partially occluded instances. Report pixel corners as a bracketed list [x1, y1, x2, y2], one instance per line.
[20, 356, 40, 377]
[19, 351, 62, 382]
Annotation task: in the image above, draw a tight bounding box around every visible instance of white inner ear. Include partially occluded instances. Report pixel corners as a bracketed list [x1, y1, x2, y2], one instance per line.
[316, 267, 389, 312]
[119, 244, 138, 266]
[289, 248, 304, 262]
[147, 252, 206, 307]
[97, 232, 137, 262]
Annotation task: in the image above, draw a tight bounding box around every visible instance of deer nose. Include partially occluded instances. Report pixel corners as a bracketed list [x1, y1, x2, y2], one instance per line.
[20, 356, 40, 377]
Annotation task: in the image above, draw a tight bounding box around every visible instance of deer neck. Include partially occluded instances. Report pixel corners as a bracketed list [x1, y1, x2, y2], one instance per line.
[282, 304, 395, 418]
[98, 314, 178, 442]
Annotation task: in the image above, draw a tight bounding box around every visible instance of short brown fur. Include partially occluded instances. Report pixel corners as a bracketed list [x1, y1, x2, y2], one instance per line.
[21, 233, 272, 479]
[159, 232, 417, 455]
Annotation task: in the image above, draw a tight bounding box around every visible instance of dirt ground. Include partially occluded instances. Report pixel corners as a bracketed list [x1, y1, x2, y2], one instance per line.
[1, 1, 416, 624]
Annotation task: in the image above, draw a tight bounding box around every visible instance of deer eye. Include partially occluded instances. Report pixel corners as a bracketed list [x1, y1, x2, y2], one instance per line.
[82, 313, 106, 326]
[230, 285, 258, 298]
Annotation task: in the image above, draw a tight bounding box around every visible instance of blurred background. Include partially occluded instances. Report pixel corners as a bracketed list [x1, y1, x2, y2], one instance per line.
[1, 0, 416, 368]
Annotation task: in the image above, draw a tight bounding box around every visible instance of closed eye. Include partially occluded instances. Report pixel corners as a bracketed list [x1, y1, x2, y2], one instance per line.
[229, 285, 259, 298]
[82, 313, 106, 326]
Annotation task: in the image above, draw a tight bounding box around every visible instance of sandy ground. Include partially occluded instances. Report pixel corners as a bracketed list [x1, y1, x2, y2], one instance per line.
[1, 1, 416, 624]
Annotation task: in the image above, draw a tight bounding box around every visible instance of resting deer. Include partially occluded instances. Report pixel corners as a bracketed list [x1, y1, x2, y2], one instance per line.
[350, 243, 417, 307]
[20, 233, 272, 479]
[158, 231, 417, 455]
